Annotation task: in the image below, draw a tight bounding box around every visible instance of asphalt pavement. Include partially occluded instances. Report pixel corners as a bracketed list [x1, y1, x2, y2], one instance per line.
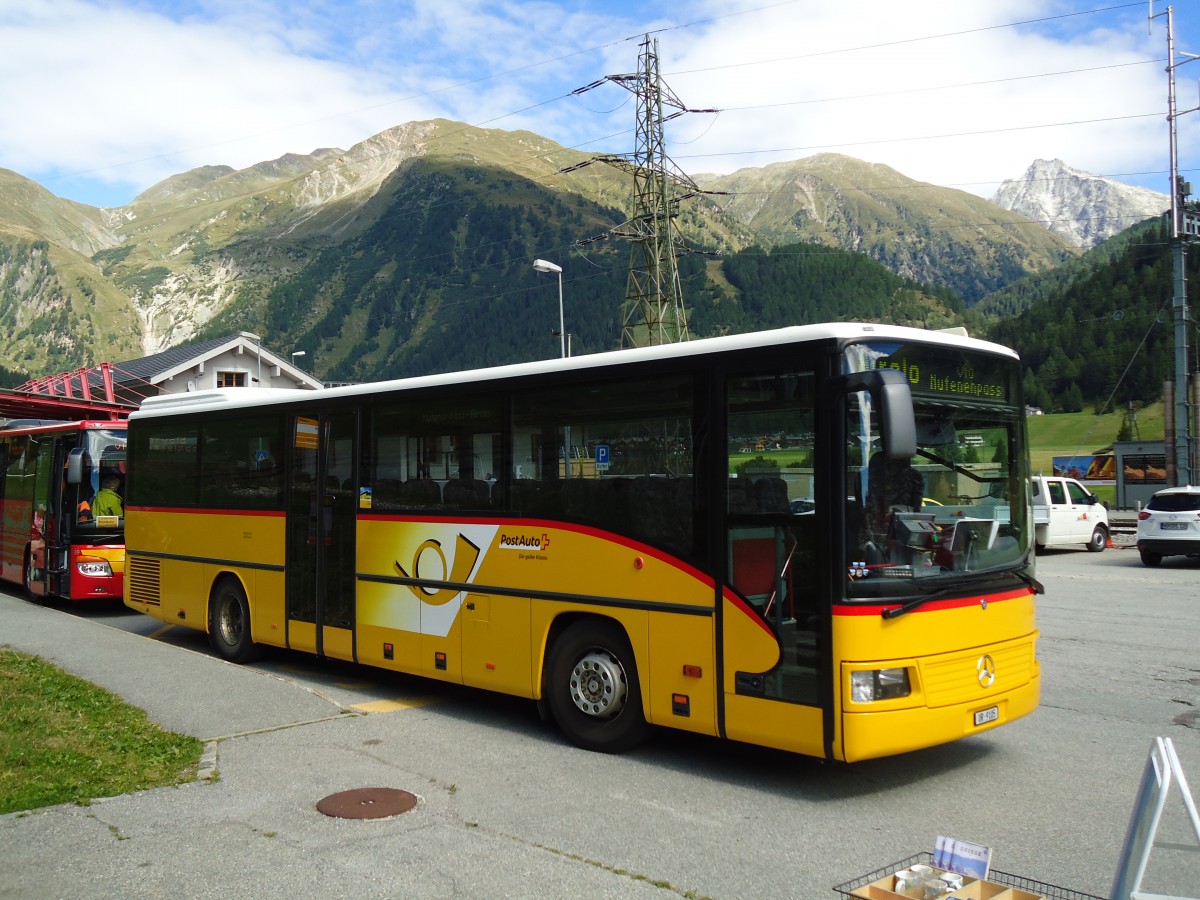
[1, 594, 679, 900]
[1, 555, 1196, 900]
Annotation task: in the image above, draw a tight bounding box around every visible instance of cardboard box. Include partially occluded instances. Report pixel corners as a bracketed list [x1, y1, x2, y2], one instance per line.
[948, 883, 1046, 900]
[846, 873, 918, 899]
[845, 874, 905, 899]
[946, 882, 1008, 899]
[846, 865, 1048, 900]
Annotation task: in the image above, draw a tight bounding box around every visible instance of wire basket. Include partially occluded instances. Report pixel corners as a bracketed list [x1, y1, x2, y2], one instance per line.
[833, 852, 1106, 900]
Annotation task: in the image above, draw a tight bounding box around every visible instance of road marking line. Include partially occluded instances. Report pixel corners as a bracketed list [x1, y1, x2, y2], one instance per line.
[352, 697, 439, 713]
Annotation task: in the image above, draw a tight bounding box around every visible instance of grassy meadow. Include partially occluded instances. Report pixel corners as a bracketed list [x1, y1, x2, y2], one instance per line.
[1026, 404, 1161, 470]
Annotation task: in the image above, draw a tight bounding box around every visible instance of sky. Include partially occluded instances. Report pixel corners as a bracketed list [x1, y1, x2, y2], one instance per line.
[2, 0, 1200, 208]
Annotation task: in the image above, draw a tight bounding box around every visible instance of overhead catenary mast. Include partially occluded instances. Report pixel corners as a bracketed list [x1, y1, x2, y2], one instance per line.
[564, 36, 717, 347]
[1151, 2, 1200, 484]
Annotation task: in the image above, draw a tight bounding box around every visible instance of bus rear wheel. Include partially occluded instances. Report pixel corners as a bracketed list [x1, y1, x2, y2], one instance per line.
[209, 578, 258, 663]
[545, 619, 651, 754]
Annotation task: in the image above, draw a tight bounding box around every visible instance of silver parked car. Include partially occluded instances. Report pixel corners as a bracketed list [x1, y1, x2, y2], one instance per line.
[1136, 485, 1200, 566]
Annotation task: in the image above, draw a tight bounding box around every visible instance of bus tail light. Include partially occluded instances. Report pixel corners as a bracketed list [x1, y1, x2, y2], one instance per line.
[76, 558, 114, 578]
[850, 668, 911, 703]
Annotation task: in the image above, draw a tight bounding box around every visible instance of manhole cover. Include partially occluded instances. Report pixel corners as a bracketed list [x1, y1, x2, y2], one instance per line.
[316, 787, 418, 820]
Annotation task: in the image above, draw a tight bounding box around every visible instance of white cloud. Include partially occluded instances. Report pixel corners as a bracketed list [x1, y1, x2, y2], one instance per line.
[0, 0, 1193, 206]
[640, 0, 1175, 194]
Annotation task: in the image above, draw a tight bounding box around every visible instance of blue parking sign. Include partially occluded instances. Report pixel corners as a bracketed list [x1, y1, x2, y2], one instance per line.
[595, 444, 610, 471]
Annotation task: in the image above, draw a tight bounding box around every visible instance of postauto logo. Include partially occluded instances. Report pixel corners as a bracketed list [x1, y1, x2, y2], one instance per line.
[498, 531, 551, 551]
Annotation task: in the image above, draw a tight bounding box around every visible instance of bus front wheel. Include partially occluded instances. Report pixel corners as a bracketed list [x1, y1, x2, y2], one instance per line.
[545, 619, 650, 754]
[209, 578, 258, 663]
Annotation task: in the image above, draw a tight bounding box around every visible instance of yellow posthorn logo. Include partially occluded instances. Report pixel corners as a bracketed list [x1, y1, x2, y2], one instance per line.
[393, 533, 481, 605]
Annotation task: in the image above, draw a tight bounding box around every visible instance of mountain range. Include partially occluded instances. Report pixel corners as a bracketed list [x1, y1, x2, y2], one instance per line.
[991, 158, 1168, 248]
[0, 119, 1174, 389]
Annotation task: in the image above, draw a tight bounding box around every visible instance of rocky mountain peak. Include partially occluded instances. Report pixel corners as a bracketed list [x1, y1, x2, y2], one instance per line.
[991, 158, 1167, 248]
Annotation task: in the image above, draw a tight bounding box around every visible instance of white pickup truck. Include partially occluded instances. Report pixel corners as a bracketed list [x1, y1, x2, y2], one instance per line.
[1031, 474, 1109, 552]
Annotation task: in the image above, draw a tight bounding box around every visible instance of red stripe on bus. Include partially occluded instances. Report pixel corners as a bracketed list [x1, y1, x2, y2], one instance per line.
[834, 587, 1034, 616]
[722, 587, 777, 637]
[125, 505, 285, 518]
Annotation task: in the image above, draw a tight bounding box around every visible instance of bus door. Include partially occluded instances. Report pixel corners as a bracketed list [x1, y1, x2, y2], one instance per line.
[24, 434, 55, 595]
[286, 411, 358, 661]
[721, 369, 827, 757]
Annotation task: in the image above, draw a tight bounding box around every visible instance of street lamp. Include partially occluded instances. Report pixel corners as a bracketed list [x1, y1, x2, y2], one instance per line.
[291, 350, 306, 369]
[532, 258, 566, 358]
[243, 331, 263, 385]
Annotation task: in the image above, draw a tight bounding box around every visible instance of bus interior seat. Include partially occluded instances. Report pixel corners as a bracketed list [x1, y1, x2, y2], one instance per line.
[399, 479, 441, 508]
[753, 476, 789, 513]
[444, 478, 491, 509]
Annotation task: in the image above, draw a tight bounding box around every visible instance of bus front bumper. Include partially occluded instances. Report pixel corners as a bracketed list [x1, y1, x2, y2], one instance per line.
[840, 675, 1040, 763]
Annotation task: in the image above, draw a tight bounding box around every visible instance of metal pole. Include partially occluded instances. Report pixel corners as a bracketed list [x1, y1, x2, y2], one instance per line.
[557, 270, 565, 359]
[532, 259, 566, 359]
[1167, 7, 1193, 485]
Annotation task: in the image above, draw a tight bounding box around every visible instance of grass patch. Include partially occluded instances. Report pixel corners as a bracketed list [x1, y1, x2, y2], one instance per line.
[1027, 403, 1164, 475]
[0, 648, 204, 815]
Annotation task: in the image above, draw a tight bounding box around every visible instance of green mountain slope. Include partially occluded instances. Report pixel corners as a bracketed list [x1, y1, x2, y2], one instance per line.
[698, 154, 1077, 304]
[0, 119, 1110, 388]
[194, 154, 965, 380]
[982, 217, 1188, 412]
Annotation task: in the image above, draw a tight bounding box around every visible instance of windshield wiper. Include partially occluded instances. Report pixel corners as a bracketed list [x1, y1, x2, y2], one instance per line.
[882, 569, 1045, 619]
[1015, 569, 1045, 595]
[881, 587, 952, 620]
[914, 448, 1003, 486]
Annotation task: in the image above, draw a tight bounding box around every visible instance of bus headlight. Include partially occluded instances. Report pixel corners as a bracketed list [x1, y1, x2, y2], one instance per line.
[850, 668, 911, 703]
[76, 560, 113, 577]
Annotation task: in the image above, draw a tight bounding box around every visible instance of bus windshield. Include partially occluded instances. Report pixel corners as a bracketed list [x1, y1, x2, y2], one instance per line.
[72, 428, 127, 534]
[843, 340, 1030, 598]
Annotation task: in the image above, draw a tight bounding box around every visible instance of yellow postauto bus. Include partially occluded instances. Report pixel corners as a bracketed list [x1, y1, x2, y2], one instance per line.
[124, 323, 1040, 762]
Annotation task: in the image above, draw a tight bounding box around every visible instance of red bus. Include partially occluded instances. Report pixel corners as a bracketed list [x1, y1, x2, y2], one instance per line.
[0, 419, 127, 600]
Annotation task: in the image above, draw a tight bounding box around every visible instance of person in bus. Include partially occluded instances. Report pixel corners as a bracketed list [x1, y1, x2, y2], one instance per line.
[92, 476, 124, 517]
[863, 451, 924, 562]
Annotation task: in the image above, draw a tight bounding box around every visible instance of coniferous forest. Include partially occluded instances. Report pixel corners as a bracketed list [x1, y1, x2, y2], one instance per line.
[982, 218, 1192, 413]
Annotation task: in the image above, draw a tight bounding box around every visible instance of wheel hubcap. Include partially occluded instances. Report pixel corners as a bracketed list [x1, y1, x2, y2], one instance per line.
[218, 598, 242, 646]
[568, 651, 628, 718]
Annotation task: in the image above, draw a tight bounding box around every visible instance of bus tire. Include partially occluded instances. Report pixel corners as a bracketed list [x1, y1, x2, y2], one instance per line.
[1086, 526, 1107, 552]
[545, 619, 650, 754]
[209, 578, 258, 663]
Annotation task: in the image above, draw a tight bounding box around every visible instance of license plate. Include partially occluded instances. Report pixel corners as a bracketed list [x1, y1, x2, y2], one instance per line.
[1161, 521, 1188, 531]
[974, 705, 999, 727]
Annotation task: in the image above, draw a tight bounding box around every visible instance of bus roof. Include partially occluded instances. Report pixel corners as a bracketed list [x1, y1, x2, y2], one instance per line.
[130, 323, 1017, 420]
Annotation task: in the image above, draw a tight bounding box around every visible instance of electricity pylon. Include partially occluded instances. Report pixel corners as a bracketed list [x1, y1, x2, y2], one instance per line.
[565, 35, 716, 347]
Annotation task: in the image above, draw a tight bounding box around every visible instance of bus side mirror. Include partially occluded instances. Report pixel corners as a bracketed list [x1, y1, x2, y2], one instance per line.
[827, 368, 917, 459]
[66, 448, 85, 485]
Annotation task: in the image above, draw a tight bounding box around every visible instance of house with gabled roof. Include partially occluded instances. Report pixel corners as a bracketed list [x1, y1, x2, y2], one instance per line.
[12, 332, 322, 414]
[110, 331, 323, 399]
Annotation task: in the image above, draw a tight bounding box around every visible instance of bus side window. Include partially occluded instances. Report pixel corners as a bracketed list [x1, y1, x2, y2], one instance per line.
[366, 398, 504, 514]
[511, 374, 696, 561]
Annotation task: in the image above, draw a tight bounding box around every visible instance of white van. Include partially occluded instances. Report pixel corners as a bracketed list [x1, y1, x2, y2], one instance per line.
[1031, 474, 1109, 552]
